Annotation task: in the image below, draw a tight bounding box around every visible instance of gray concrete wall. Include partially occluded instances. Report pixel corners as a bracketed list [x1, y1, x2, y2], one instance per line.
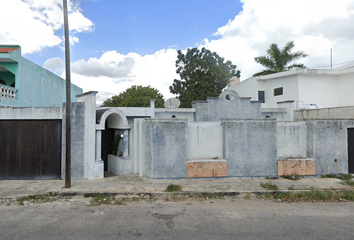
[222, 119, 277, 177]
[155, 110, 195, 121]
[0, 106, 62, 119]
[77, 91, 103, 180]
[144, 119, 188, 179]
[295, 106, 354, 121]
[61, 103, 85, 180]
[192, 90, 261, 122]
[277, 122, 307, 158]
[187, 122, 223, 159]
[306, 120, 354, 175]
[261, 109, 286, 121]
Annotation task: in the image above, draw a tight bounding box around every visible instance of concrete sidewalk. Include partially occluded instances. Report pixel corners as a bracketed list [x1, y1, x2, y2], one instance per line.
[0, 173, 353, 200]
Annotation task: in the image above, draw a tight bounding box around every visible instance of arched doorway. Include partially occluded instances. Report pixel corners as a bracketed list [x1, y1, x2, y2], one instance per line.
[96, 109, 130, 176]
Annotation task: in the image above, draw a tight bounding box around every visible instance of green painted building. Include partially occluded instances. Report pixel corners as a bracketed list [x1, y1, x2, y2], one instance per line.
[0, 45, 82, 107]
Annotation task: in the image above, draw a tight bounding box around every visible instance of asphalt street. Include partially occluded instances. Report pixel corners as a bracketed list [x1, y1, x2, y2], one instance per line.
[1, 198, 354, 240]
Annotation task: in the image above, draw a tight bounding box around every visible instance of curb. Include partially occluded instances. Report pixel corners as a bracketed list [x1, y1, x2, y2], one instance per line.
[2, 188, 354, 199]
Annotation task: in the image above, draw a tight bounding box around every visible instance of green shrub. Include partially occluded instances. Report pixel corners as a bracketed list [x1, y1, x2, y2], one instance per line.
[260, 182, 279, 190]
[166, 184, 182, 192]
[321, 173, 353, 181]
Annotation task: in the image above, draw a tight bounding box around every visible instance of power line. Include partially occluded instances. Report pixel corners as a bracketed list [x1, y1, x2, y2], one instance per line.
[308, 60, 354, 69]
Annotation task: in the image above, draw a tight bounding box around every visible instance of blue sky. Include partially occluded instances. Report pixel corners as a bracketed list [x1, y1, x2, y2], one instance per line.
[1, 0, 354, 104]
[29, 0, 242, 64]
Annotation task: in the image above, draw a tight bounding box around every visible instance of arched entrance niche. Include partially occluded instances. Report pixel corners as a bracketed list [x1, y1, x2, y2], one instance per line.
[95, 108, 130, 174]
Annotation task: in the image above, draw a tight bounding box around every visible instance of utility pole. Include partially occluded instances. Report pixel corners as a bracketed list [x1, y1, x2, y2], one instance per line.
[63, 0, 71, 188]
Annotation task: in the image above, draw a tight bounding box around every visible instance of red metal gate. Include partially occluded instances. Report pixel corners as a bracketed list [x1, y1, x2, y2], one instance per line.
[0, 120, 62, 180]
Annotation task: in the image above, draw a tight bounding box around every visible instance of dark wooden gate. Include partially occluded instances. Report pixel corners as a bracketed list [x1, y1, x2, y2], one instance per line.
[0, 120, 62, 180]
[101, 121, 114, 171]
[348, 128, 354, 174]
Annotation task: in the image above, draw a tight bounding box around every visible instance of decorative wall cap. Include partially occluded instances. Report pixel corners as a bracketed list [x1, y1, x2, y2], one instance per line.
[144, 118, 188, 122]
[262, 108, 287, 113]
[221, 118, 276, 121]
[154, 108, 195, 113]
[191, 100, 208, 104]
[76, 91, 98, 98]
[277, 100, 295, 104]
[187, 159, 226, 163]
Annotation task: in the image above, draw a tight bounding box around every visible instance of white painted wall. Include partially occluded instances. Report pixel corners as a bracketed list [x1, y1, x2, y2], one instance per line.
[230, 77, 258, 100]
[337, 72, 354, 107]
[261, 74, 299, 108]
[298, 75, 338, 108]
[229, 68, 354, 111]
[230, 73, 299, 108]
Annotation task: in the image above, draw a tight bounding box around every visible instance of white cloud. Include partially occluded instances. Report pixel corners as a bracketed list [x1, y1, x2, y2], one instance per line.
[69, 0, 354, 104]
[43, 57, 64, 74]
[68, 49, 179, 104]
[3, 0, 354, 106]
[68, 10, 95, 33]
[206, 0, 354, 79]
[0, 0, 94, 54]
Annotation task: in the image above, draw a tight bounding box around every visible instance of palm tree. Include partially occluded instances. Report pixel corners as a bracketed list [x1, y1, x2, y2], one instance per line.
[253, 41, 308, 77]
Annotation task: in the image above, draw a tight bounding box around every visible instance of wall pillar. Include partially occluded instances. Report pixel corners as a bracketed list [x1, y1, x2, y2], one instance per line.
[123, 129, 129, 158]
[95, 130, 102, 162]
[150, 99, 156, 118]
[277, 100, 295, 121]
[76, 91, 103, 180]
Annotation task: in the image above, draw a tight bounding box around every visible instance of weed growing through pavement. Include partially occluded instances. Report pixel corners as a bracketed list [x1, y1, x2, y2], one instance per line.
[166, 184, 182, 192]
[244, 192, 252, 200]
[321, 173, 354, 187]
[201, 192, 225, 200]
[260, 182, 279, 190]
[321, 173, 353, 180]
[281, 174, 301, 181]
[343, 180, 354, 186]
[17, 194, 55, 205]
[288, 185, 295, 190]
[263, 188, 354, 202]
[264, 176, 278, 180]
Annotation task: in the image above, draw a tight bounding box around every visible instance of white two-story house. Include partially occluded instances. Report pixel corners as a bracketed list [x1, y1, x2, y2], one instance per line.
[229, 64, 354, 110]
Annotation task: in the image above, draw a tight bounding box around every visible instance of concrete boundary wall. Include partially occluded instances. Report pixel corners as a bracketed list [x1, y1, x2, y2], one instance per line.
[295, 106, 354, 121]
[187, 122, 223, 160]
[306, 120, 354, 175]
[144, 119, 188, 179]
[192, 90, 262, 121]
[0, 107, 62, 119]
[222, 119, 277, 177]
[61, 103, 85, 180]
[277, 122, 307, 158]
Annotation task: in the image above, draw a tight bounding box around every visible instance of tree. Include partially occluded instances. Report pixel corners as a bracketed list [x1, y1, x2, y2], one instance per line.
[169, 47, 240, 108]
[101, 85, 165, 108]
[253, 41, 308, 77]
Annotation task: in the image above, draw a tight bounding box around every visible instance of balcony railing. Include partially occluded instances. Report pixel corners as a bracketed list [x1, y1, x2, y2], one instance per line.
[0, 84, 17, 100]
